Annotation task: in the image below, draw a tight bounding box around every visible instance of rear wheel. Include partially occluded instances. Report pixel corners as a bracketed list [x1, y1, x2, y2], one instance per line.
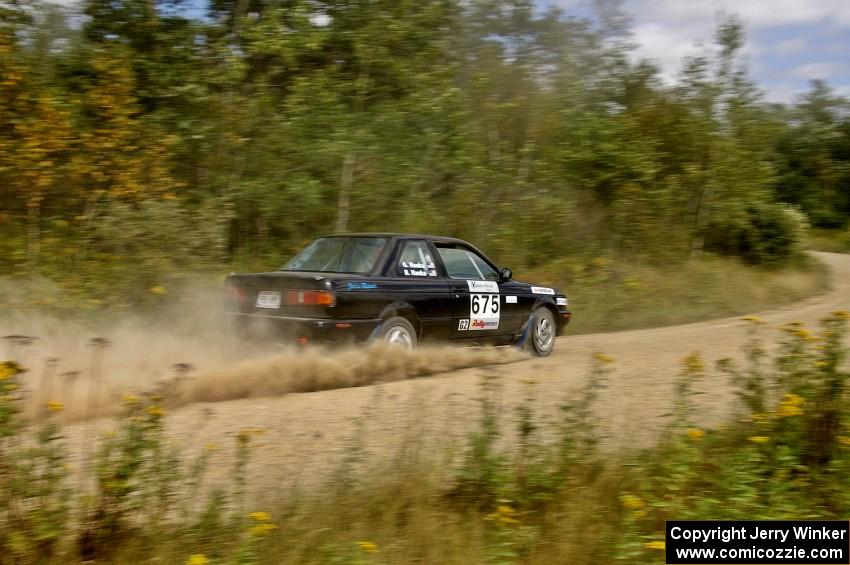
[527, 307, 556, 357]
[376, 316, 417, 350]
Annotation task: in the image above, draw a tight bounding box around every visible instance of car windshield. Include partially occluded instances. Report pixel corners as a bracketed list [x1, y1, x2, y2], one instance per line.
[282, 237, 387, 274]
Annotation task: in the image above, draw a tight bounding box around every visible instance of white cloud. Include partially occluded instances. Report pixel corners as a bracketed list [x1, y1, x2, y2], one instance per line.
[781, 61, 847, 80]
[550, 0, 850, 102]
[625, 0, 850, 29]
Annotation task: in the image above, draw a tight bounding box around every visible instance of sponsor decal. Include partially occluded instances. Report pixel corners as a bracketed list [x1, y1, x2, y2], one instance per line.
[467, 280, 499, 293]
[556, 297, 568, 306]
[505, 296, 517, 304]
[458, 319, 470, 331]
[346, 282, 377, 290]
[531, 286, 555, 295]
[471, 319, 498, 329]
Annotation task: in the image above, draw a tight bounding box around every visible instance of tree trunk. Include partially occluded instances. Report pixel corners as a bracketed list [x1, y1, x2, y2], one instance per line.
[336, 153, 356, 233]
[690, 145, 714, 258]
[26, 195, 41, 273]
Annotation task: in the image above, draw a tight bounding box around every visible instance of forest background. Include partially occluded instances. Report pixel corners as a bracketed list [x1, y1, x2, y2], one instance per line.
[1, 0, 849, 329]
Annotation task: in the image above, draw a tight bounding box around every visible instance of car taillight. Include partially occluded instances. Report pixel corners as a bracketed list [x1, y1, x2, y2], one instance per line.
[225, 284, 247, 302]
[286, 290, 335, 306]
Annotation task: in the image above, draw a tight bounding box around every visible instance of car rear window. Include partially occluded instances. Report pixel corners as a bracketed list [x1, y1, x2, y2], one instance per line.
[283, 237, 387, 274]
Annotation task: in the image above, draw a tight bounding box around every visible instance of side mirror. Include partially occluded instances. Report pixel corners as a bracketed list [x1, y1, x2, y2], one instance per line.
[499, 267, 512, 281]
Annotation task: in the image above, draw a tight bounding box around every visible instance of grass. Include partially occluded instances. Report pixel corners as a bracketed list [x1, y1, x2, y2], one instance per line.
[807, 228, 850, 253]
[1, 311, 849, 564]
[525, 253, 831, 334]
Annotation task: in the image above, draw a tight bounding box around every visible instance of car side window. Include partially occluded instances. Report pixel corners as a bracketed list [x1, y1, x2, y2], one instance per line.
[436, 246, 499, 281]
[397, 240, 438, 277]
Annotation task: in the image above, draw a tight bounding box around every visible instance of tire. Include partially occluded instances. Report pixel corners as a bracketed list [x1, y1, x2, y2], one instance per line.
[526, 307, 556, 357]
[376, 316, 418, 350]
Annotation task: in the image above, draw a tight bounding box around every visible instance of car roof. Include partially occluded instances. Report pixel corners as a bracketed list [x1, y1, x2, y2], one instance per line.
[327, 233, 471, 245]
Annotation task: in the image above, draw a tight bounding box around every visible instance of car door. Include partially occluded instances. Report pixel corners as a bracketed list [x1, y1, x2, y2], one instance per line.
[434, 243, 520, 339]
[378, 238, 451, 340]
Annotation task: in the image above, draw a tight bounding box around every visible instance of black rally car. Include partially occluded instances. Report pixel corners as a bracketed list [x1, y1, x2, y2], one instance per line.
[223, 234, 571, 356]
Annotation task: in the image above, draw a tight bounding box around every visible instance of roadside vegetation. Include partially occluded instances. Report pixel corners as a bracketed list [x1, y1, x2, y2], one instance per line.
[808, 229, 850, 254]
[528, 253, 830, 334]
[0, 311, 847, 563]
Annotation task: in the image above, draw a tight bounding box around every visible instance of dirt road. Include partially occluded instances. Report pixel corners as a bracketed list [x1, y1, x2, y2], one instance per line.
[59, 251, 850, 496]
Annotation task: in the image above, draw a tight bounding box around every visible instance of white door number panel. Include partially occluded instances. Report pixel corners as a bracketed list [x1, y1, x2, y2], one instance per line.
[467, 280, 500, 330]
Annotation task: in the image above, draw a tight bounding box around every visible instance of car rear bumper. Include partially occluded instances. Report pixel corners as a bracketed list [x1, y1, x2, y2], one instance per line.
[228, 312, 380, 344]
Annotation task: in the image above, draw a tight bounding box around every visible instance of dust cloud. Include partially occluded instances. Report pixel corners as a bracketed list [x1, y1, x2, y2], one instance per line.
[0, 285, 525, 421]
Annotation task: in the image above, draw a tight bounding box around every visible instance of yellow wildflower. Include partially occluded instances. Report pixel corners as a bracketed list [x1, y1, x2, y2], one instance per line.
[644, 541, 666, 550]
[748, 436, 770, 444]
[687, 428, 706, 441]
[682, 353, 705, 374]
[832, 310, 850, 320]
[837, 436, 850, 447]
[620, 494, 645, 511]
[777, 393, 804, 418]
[740, 315, 763, 324]
[248, 511, 272, 522]
[793, 328, 816, 341]
[47, 400, 63, 413]
[751, 412, 771, 425]
[815, 360, 829, 368]
[122, 394, 140, 405]
[357, 541, 379, 553]
[249, 523, 277, 536]
[486, 505, 521, 525]
[186, 555, 209, 565]
[146, 405, 165, 418]
[0, 361, 22, 379]
[5, 383, 19, 392]
[593, 352, 615, 364]
[149, 285, 167, 295]
[206, 443, 219, 452]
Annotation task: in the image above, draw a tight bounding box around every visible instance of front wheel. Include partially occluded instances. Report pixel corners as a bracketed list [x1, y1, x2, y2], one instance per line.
[526, 307, 556, 357]
[375, 316, 417, 350]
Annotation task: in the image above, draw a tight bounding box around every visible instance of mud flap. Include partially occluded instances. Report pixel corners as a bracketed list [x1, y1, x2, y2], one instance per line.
[514, 315, 533, 350]
[369, 321, 384, 341]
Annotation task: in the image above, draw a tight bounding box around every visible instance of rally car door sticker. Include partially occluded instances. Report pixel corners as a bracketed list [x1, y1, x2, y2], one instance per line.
[466, 280, 500, 330]
[505, 296, 517, 304]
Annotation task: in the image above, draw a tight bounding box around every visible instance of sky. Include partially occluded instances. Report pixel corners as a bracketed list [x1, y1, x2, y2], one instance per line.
[540, 0, 850, 103]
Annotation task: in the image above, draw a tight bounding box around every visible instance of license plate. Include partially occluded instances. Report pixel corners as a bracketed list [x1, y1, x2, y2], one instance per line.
[255, 290, 281, 309]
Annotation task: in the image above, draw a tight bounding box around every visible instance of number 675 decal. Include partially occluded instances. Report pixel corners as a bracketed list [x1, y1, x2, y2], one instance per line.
[471, 294, 499, 315]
